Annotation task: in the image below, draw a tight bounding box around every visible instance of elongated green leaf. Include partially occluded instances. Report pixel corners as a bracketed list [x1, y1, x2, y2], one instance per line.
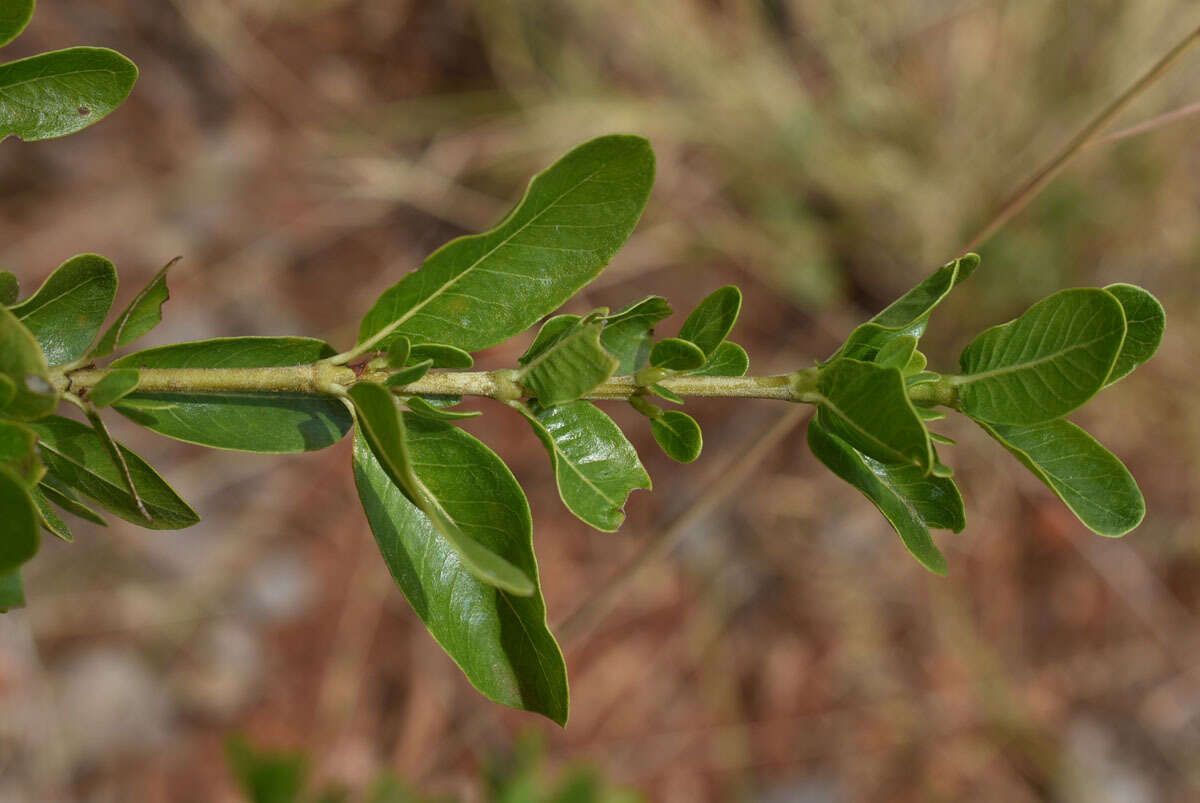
[0, 569, 24, 611]
[648, 383, 684, 404]
[519, 401, 650, 531]
[811, 358, 932, 471]
[0, 47, 137, 141]
[27, 416, 198, 529]
[600, 296, 671, 373]
[409, 342, 473, 369]
[980, 419, 1144, 536]
[112, 337, 351, 453]
[1103, 284, 1164, 386]
[518, 319, 618, 406]
[0, 270, 17, 305]
[955, 288, 1126, 425]
[651, 410, 702, 463]
[10, 254, 117, 365]
[87, 369, 139, 408]
[352, 419, 568, 724]
[875, 336, 918, 371]
[39, 476, 106, 526]
[384, 359, 433, 388]
[521, 315, 581, 365]
[678, 286, 741, 356]
[89, 257, 178, 359]
[687, 341, 749, 377]
[34, 490, 73, 542]
[403, 395, 480, 421]
[348, 382, 533, 595]
[0, 467, 39, 572]
[358, 135, 654, 354]
[0, 0, 34, 48]
[872, 253, 977, 329]
[807, 420, 957, 575]
[649, 338, 706, 371]
[0, 305, 57, 420]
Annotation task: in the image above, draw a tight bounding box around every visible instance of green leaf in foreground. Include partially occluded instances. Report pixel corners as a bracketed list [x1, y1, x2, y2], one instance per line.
[113, 337, 352, 453]
[871, 253, 977, 330]
[87, 369, 139, 408]
[0, 0, 34, 49]
[651, 410, 702, 463]
[0, 569, 24, 611]
[90, 257, 179, 359]
[384, 359, 433, 388]
[600, 296, 671, 373]
[807, 420, 959, 575]
[687, 341, 749, 377]
[10, 254, 117, 365]
[0, 305, 57, 420]
[649, 337, 706, 371]
[955, 288, 1127, 425]
[678, 285, 741, 357]
[518, 401, 650, 531]
[979, 419, 1144, 536]
[0, 47, 138, 141]
[352, 417, 568, 724]
[358, 135, 655, 354]
[39, 476, 107, 526]
[409, 342, 474, 369]
[517, 318, 618, 406]
[348, 382, 533, 596]
[0, 420, 41, 486]
[26, 415, 198, 529]
[0, 270, 17, 305]
[1103, 283, 1165, 386]
[403, 395, 480, 421]
[0, 467, 39, 572]
[34, 491, 73, 543]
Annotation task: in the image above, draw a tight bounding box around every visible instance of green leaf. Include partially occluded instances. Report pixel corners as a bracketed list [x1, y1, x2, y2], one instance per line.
[87, 369, 139, 408]
[384, 336, 411, 368]
[872, 253, 977, 329]
[875, 336, 918, 371]
[979, 419, 1144, 536]
[518, 401, 650, 531]
[403, 395, 480, 421]
[687, 341, 749, 377]
[0, 569, 24, 612]
[0, 47, 138, 141]
[89, 256, 178, 359]
[409, 342, 474, 369]
[647, 383, 684, 404]
[39, 476, 106, 526]
[0, 467, 39, 572]
[806, 420, 958, 575]
[27, 415, 199, 529]
[348, 382, 534, 596]
[0, 420, 41, 486]
[811, 358, 933, 472]
[651, 410, 702, 463]
[520, 315, 581, 365]
[384, 361, 433, 389]
[113, 337, 352, 453]
[1103, 284, 1164, 385]
[10, 254, 117, 365]
[517, 318, 618, 406]
[0, 270, 17, 305]
[34, 490, 73, 542]
[916, 407, 946, 422]
[0, 305, 57, 420]
[0, 0, 34, 48]
[599, 296, 671, 373]
[955, 288, 1127, 425]
[904, 349, 927, 375]
[678, 286, 741, 357]
[352, 418, 568, 724]
[648, 338, 706, 371]
[358, 135, 655, 354]
[226, 735, 309, 803]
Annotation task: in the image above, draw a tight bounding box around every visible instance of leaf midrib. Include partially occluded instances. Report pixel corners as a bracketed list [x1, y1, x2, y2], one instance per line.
[953, 331, 1118, 385]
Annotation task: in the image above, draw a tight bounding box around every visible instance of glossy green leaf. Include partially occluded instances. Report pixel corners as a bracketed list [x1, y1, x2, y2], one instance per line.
[807, 420, 958, 575]
[1103, 283, 1164, 386]
[648, 337, 706, 371]
[39, 476, 106, 526]
[27, 415, 198, 529]
[359, 135, 655, 354]
[0, 305, 57, 420]
[113, 337, 352, 453]
[348, 382, 533, 596]
[517, 318, 618, 406]
[955, 288, 1126, 425]
[599, 296, 671, 373]
[0, 467, 39, 572]
[651, 410, 702, 463]
[87, 369, 139, 408]
[34, 490, 73, 542]
[980, 419, 1144, 536]
[384, 359, 434, 388]
[0, 270, 17, 305]
[384, 336, 411, 368]
[10, 254, 117, 365]
[687, 341, 749, 377]
[0, 569, 24, 611]
[409, 342, 473, 369]
[89, 257, 178, 359]
[875, 336, 918, 371]
[678, 286, 741, 357]
[403, 395, 480, 421]
[518, 401, 650, 531]
[520, 315, 582, 365]
[0, 47, 137, 141]
[0, 0, 34, 48]
[811, 358, 932, 472]
[352, 419, 568, 724]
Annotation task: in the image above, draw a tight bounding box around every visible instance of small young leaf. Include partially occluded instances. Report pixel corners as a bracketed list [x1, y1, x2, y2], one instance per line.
[113, 338, 352, 453]
[348, 382, 534, 596]
[0, 305, 57, 420]
[929, 432, 956, 446]
[403, 395, 481, 421]
[649, 338, 706, 371]
[1103, 283, 1164, 386]
[875, 336, 918, 371]
[358, 135, 655, 354]
[648, 384, 685, 404]
[980, 419, 1144, 536]
[27, 416, 199, 529]
[0, 270, 17, 305]
[87, 369, 140, 408]
[871, 253, 977, 330]
[0, 420, 41, 486]
[518, 319, 618, 406]
[904, 349, 927, 375]
[687, 341, 749, 377]
[806, 420, 960, 575]
[678, 286, 741, 357]
[352, 419, 568, 724]
[39, 476, 107, 526]
[409, 342, 474, 369]
[955, 288, 1126, 425]
[0, 0, 34, 48]
[599, 296, 671, 373]
[0, 467, 39, 572]
[384, 359, 434, 388]
[915, 407, 946, 422]
[0, 47, 138, 141]
[518, 401, 651, 531]
[10, 254, 117, 365]
[0, 569, 24, 611]
[384, 336, 411, 368]
[520, 315, 582, 365]
[89, 256, 179, 359]
[33, 490, 73, 542]
[651, 410, 702, 463]
[812, 358, 933, 472]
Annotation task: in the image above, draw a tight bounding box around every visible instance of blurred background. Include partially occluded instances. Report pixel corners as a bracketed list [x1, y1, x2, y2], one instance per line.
[2, 1, 1200, 800]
